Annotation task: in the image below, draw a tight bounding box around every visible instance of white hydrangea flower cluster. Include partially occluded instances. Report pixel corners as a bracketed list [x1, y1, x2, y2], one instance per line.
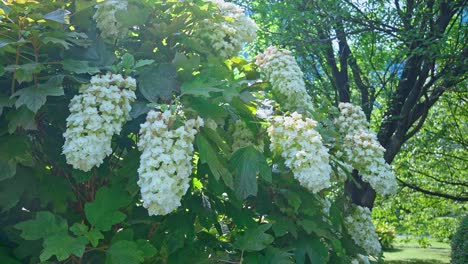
[255, 46, 314, 113]
[336, 103, 397, 195]
[335, 102, 368, 134]
[195, 0, 257, 58]
[93, 0, 128, 40]
[230, 120, 263, 153]
[63, 73, 136, 172]
[351, 254, 371, 264]
[267, 112, 332, 193]
[137, 110, 204, 216]
[345, 205, 382, 257]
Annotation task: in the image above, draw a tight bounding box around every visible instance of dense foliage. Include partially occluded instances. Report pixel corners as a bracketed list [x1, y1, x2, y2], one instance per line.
[451, 215, 468, 264]
[0, 1, 404, 263]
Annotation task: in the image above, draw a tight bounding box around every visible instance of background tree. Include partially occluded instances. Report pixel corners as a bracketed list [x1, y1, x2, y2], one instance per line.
[237, 0, 467, 208]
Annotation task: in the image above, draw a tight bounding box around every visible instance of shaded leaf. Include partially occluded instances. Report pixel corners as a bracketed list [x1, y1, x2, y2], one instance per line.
[12, 78, 64, 113]
[105, 240, 144, 264]
[84, 186, 132, 231]
[62, 60, 100, 74]
[5, 63, 43, 84]
[234, 224, 274, 252]
[5, 106, 36, 133]
[231, 146, 271, 199]
[294, 238, 329, 264]
[40, 234, 87, 261]
[138, 64, 179, 102]
[196, 133, 233, 188]
[15, 211, 68, 240]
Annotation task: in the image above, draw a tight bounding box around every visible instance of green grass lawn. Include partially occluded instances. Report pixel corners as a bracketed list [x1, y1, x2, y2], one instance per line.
[383, 238, 451, 263]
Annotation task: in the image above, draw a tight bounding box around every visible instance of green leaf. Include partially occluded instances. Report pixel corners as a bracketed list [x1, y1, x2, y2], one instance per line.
[105, 240, 144, 264]
[119, 53, 135, 70]
[294, 238, 329, 264]
[37, 173, 76, 213]
[84, 185, 132, 231]
[138, 64, 179, 102]
[281, 190, 302, 212]
[196, 133, 233, 188]
[70, 223, 103, 247]
[230, 146, 271, 199]
[15, 211, 68, 240]
[0, 159, 16, 181]
[234, 224, 274, 252]
[180, 77, 223, 97]
[271, 215, 297, 238]
[62, 60, 100, 74]
[6, 106, 36, 133]
[259, 247, 293, 264]
[136, 239, 157, 259]
[0, 247, 21, 264]
[12, 79, 64, 113]
[40, 234, 87, 261]
[4, 63, 44, 84]
[0, 135, 33, 180]
[201, 127, 231, 153]
[42, 9, 71, 24]
[134, 59, 154, 69]
[0, 93, 13, 116]
[72, 169, 91, 183]
[0, 170, 29, 212]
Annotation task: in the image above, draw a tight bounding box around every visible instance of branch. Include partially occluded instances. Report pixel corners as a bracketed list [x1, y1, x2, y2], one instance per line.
[406, 167, 468, 187]
[397, 177, 468, 201]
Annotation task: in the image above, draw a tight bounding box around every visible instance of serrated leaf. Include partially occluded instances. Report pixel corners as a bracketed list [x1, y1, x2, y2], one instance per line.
[260, 247, 294, 264]
[15, 211, 68, 240]
[105, 240, 144, 264]
[42, 9, 71, 24]
[196, 133, 233, 188]
[84, 186, 132, 231]
[294, 238, 329, 264]
[230, 146, 271, 199]
[40, 234, 87, 261]
[6, 106, 36, 133]
[12, 80, 64, 113]
[62, 60, 100, 74]
[138, 64, 179, 102]
[234, 224, 274, 252]
[5, 63, 43, 84]
[70, 223, 103, 247]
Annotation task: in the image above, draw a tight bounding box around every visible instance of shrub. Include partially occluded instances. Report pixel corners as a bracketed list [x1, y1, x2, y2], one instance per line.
[451, 215, 468, 264]
[375, 222, 397, 249]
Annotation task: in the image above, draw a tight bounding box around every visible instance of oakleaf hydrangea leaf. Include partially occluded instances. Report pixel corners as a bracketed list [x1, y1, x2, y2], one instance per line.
[84, 186, 132, 231]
